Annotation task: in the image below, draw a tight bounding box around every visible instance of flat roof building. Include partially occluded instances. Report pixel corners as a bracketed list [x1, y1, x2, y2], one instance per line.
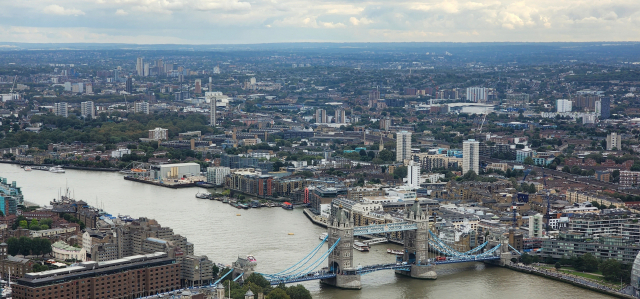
[13, 252, 180, 299]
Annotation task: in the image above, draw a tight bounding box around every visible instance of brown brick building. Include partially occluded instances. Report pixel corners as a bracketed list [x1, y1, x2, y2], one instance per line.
[12, 252, 180, 299]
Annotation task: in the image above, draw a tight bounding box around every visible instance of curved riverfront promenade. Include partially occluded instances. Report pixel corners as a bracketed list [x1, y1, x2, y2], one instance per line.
[508, 263, 635, 299]
[1, 163, 619, 299]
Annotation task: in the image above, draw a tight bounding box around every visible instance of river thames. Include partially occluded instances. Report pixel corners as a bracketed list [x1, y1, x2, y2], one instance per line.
[0, 163, 613, 298]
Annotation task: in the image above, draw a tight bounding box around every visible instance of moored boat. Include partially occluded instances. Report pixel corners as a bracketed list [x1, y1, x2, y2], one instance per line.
[319, 233, 328, 241]
[282, 202, 293, 210]
[387, 248, 403, 255]
[195, 193, 210, 199]
[353, 241, 370, 252]
[24, 166, 32, 171]
[49, 166, 65, 173]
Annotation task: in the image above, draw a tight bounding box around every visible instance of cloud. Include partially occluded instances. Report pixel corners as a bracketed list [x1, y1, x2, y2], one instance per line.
[43, 5, 85, 16]
[321, 21, 345, 28]
[1, 0, 640, 43]
[350, 17, 373, 26]
[193, 0, 251, 11]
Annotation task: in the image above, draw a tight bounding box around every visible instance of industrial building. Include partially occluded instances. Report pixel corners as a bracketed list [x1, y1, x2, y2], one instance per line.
[150, 163, 201, 181]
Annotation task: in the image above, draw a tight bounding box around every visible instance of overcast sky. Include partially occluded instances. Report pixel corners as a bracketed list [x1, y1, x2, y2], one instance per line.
[0, 0, 638, 44]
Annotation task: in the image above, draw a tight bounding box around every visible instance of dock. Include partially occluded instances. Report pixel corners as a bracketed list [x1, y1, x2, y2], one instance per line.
[124, 176, 197, 189]
[303, 208, 328, 228]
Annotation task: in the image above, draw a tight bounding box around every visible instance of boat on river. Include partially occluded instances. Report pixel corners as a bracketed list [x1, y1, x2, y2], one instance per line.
[319, 233, 328, 241]
[353, 241, 370, 252]
[387, 249, 403, 255]
[49, 166, 65, 173]
[195, 193, 211, 199]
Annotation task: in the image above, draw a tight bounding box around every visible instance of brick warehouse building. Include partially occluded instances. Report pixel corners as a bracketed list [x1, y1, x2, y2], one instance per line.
[12, 252, 180, 299]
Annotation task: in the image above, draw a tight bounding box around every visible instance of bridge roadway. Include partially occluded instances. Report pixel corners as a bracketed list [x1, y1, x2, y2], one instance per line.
[353, 222, 418, 236]
[265, 255, 500, 285]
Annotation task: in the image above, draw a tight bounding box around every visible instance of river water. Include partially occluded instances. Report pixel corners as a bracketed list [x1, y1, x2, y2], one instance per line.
[0, 163, 613, 298]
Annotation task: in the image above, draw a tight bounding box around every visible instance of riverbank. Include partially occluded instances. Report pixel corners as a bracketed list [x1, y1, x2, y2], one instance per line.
[507, 263, 634, 299]
[303, 208, 328, 228]
[0, 160, 119, 172]
[0, 162, 615, 299]
[124, 176, 197, 189]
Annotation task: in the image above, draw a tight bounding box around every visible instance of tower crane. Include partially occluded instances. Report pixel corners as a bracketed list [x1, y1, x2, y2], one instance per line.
[9, 75, 17, 94]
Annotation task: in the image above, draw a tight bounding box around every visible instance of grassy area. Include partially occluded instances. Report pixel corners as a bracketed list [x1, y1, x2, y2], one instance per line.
[536, 265, 622, 289]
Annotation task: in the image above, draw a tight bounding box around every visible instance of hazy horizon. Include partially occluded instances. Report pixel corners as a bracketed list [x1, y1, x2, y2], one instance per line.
[1, 0, 639, 44]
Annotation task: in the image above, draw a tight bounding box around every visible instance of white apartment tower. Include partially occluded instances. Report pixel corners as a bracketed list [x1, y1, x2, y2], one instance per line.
[607, 133, 622, 150]
[556, 99, 572, 113]
[529, 214, 544, 238]
[334, 109, 346, 124]
[136, 57, 144, 76]
[54, 102, 69, 117]
[406, 160, 420, 188]
[80, 101, 95, 119]
[134, 102, 150, 114]
[463, 139, 480, 175]
[206, 92, 217, 127]
[396, 131, 412, 162]
[206, 167, 230, 186]
[466, 87, 487, 103]
[148, 128, 168, 140]
[315, 109, 327, 124]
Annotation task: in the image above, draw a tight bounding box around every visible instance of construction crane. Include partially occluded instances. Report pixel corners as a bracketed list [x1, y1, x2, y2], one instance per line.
[478, 112, 487, 134]
[542, 167, 551, 233]
[512, 168, 532, 227]
[9, 75, 17, 94]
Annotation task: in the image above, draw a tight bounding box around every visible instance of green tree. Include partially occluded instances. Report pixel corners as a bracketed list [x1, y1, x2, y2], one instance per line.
[40, 218, 53, 228]
[521, 253, 534, 265]
[6, 237, 19, 255]
[394, 166, 408, 179]
[245, 273, 270, 289]
[212, 264, 220, 278]
[29, 219, 39, 229]
[544, 256, 554, 264]
[599, 259, 622, 282]
[462, 170, 478, 181]
[19, 220, 28, 229]
[267, 288, 290, 299]
[378, 149, 394, 161]
[524, 156, 534, 165]
[297, 170, 314, 178]
[555, 262, 562, 270]
[285, 285, 312, 299]
[581, 253, 599, 272]
[528, 183, 537, 194]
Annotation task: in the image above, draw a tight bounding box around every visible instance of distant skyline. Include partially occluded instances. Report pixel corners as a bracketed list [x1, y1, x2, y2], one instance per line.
[0, 0, 639, 44]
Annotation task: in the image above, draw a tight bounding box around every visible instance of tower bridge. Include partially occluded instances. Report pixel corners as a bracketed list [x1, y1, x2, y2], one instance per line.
[257, 199, 519, 289]
[144, 199, 520, 297]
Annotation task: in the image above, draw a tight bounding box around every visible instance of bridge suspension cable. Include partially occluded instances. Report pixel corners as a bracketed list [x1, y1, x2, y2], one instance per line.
[508, 244, 522, 255]
[279, 237, 341, 279]
[463, 241, 488, 255]
[268, 238, 341, 282]
[260, 235, 328, 278]
[210, 268, 234, 287]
